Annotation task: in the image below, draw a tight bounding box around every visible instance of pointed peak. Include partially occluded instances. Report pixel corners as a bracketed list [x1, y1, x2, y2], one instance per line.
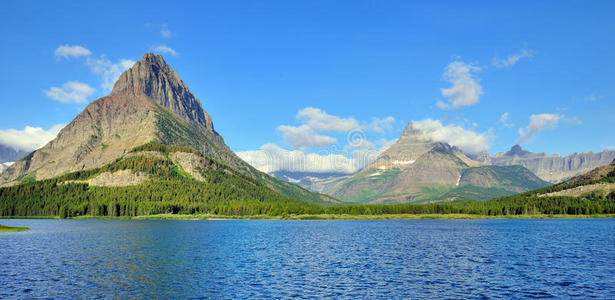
[109, 53, 215, 134]
[137, 53, 168, 68]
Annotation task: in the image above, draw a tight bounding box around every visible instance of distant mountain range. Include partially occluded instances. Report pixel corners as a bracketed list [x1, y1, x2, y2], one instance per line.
[0, 144, 28, 164]
[485, 145, 615, 183]
[270, 170, 351, 194]
[269, 121, 614, 203]
[511, 159, 615, 201]
[325, 123, 549, 203]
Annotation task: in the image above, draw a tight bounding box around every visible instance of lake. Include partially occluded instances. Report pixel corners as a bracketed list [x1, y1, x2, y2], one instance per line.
[1, 219, 614, 298]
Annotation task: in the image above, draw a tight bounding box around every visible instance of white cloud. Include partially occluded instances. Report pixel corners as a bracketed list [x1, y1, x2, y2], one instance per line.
[438, 61, 483, 109]
[0, 124, 66, 152]
[86, 56, 135, 91]
[153, 45, 178, 56]
[236, 143, 380, 174]
[407, 119, 491, 154]
[277, 125, 337, 150]
[517, 113, 560, 144]
[54, 45, 91, 59]
[44, 81, 95, 103]
[493, 49, 534, 68]
[297, 107, 359, 132]
[499, 112, 513, 127]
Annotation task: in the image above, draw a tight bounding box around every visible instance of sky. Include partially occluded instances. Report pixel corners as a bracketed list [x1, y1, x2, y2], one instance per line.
[0, 0, 613, 173]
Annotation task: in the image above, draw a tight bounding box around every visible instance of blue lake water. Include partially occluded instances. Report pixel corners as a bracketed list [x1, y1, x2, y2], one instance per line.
[1, 219, 615, 299]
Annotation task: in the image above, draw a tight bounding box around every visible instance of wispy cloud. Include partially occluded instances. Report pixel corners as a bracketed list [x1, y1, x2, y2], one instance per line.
[153, 45, 178, 56]
[437, 61, 483, 109]
[0, 124, 66, 152]
[499, 112, 513, 127]
[368, 116, 396, 134]
[517, 113, 560, 144]
[54, 45, 91, 59]
[44, 81, 95, 103]
[160, 24, 172, 38]
[493, 49, 534, 68]
[86, 56, 136, 91]
[584, 95, 604, 102]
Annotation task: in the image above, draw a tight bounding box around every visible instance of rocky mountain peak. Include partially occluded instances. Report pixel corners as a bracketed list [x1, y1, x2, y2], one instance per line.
[505, 144, 531, 157]
[111, 53, 216, 134]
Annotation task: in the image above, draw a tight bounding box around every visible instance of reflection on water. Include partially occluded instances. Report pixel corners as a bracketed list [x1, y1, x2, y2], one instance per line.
[1, 219, 615, 298]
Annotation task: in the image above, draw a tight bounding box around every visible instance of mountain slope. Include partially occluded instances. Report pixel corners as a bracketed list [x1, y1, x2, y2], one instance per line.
[328, 123, 549, 203]
[0, 143, 322, 217]
[525, 159, 615, 198]
[0, 53, 335, 205]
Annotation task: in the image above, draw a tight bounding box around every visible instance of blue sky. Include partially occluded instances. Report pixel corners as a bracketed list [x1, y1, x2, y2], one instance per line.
[0, 0, 613, 172]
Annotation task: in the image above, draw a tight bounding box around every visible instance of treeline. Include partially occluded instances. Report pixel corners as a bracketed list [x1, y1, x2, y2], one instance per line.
[2, 178, 614, 218]
[1, 143, 614, 218]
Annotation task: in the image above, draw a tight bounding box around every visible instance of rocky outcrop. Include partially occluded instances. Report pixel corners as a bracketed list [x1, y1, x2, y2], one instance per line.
[491, 145, 615, 183]
[87, 170, 150, 187]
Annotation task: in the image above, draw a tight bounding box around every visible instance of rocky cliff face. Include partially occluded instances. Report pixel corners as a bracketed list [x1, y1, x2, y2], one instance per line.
[491, 145, 615, 183]
[110, 53, 215, 133]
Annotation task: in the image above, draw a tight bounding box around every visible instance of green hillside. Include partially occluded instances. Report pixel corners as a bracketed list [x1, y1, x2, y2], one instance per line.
[0, 143, 321, 218]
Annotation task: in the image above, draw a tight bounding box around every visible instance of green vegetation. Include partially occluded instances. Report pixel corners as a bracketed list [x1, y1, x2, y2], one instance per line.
[1, 143, 614, 219]
[0, 224, 28, 232]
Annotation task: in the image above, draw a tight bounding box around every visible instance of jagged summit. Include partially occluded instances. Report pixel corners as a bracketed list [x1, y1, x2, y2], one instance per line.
[1, 53, 228, 183]
[111, 53, 215, 134]
[504, 145, 531, 157]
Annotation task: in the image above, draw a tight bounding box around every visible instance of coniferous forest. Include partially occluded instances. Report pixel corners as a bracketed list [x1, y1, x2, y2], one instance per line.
[1, 143, 614, 218]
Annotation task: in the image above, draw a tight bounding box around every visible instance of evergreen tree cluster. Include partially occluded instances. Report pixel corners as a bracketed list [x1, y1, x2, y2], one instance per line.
[1, 143, 614, 218]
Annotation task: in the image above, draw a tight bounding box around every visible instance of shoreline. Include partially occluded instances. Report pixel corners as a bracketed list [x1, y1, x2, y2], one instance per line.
[0, 224, 29, 232]
[2, 213, 615, 220]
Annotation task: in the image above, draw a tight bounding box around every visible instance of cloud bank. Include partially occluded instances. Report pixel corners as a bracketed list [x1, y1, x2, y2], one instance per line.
[409, 119, 491, 153]
[236, 143, 382, 174]
[0, 124, 66, 152]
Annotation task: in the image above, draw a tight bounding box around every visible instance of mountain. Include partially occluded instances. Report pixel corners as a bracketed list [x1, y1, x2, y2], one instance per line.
[0, 144, 28, 164]
[0, 53, 335, 206]
[490, 145, 615, 183]
[525, 159, 615, 199]
[270, 171, 351, 193]
[328, 123, 549, 203]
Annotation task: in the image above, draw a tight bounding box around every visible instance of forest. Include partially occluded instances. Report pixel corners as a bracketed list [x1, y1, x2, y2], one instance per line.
[1, 143, 614, 218]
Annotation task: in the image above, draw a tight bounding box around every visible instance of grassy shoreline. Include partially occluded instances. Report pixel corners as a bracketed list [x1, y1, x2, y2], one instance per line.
[2, 213, 615, 220]
[0, 224, 29, 232]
